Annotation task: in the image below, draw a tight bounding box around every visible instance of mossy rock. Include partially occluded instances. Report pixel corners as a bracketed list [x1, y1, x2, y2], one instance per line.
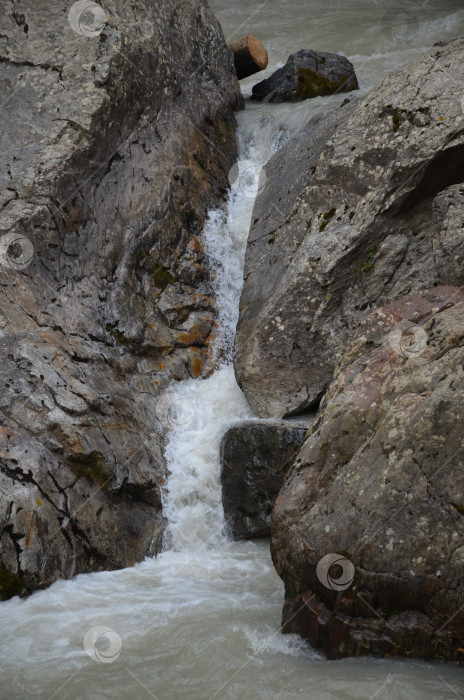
[136, 252, 175, 290]
[68, 450, 113, 489]
[148, 263, 175, 290]
[105, 322, 138, 347]
[0, 564, 23, 600]
[252, 49, 359, 104]
[319, 207, 337, 232]
[295, 68, 342, 100]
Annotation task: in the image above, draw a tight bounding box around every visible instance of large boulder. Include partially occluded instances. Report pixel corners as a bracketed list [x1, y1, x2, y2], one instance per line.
[251, 49, 359, 103]
[271, 286, 464, 662]
[0, 0, 242, 598]
[220, 417, 314, 539]
[234, 37, 464, 418]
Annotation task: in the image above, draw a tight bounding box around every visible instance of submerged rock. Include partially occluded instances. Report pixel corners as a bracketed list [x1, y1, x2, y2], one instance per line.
[221, 418, 314, 539]
[251, 49, 359, 103]
[271, 286, 464, 663]
[235, 37, 464, 418]
[0, 0, 242, 598]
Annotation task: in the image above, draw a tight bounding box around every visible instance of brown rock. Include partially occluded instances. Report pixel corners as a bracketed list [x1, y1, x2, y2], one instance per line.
[271, 286, 464, 662]
[230, 35, 268, 80]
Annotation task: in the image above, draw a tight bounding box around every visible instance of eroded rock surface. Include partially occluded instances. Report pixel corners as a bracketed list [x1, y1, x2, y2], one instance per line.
[235, 37, 464, 418]
[0, 0, 242, 598]
[221, 417, 314, 539]
[251, 49, 358, 103]
[271, 287, 464, 662]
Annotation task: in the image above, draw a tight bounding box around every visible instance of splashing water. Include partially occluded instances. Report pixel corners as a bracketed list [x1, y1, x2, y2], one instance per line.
[160, 99, 324, 553]
[160, 136, 269, 551]
[161, 367, 251, 551]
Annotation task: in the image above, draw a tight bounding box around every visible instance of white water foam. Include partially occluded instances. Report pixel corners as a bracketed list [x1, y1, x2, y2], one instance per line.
[161, 129, 258, 551]
[161, 367, 251, 551]
[160, 104, 323, 554]
[202, 202, 252, 363]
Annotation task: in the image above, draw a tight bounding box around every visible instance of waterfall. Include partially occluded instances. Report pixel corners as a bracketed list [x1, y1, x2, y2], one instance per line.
[160, 147, 259, 552]
[160, 101, 337, 552]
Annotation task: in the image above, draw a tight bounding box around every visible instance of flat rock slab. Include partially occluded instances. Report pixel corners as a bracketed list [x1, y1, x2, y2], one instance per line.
[251, 49, 359, 103]
[221, 416, 315, 539]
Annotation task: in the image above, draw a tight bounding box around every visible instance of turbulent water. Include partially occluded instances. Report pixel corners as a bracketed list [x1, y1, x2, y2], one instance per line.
[2, 1, 464, 698]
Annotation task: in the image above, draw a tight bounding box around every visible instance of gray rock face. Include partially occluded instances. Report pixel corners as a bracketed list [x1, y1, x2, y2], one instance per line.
[251, 49, 359, 103]
[234, 37, 464, 418]
[0, 0, 242, 598]
[220, 418, 314, 539]
[271, 286, 464, 663]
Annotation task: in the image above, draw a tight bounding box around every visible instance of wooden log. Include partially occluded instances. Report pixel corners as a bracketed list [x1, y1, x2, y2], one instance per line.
[229, 35, 268, 80]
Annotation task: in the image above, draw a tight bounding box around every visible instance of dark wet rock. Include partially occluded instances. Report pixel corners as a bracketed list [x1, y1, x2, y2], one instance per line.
[0, 0, 242, 598]
[251, 49, 359, 103]
[221, 417, 314, 539]
[271, 286, 464, 663]
[235, 37, 464, 418]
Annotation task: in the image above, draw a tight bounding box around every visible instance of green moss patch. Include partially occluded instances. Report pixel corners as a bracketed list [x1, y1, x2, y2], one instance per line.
[295, 67, 341, 100]
[382, 105, 431, 132]
[136, 252, 175, 290]
[450, 501, 464, 514]
[361, 250, 375, 271]
[105, 322, 136, 347]
[148, 263, 175, 290]
[319, 207, 337, 232]
[68, 450, 113, 490]
[0, 564, 23, 601]
[360, 245, 378, 272]
[392, 113, 401, 132]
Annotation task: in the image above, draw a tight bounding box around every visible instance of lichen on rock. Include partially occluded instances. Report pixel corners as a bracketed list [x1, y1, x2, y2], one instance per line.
[235, 37, 464, 418]
[271, 287, 464, 662]
[0, 0, 242, 597]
